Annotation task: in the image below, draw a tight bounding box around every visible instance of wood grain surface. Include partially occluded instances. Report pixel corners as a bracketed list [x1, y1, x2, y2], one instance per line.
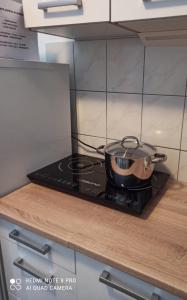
[0, 181, 187, 299]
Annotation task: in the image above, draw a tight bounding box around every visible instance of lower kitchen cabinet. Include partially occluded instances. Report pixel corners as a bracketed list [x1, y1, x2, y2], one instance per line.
[0, 219, 183, 300]
[0, 218, 75, 274]
[8, 292, 22, 300]
[8, 293, 21, 300]
[76, 253, 182, 300]
[1, 238, 77, 300]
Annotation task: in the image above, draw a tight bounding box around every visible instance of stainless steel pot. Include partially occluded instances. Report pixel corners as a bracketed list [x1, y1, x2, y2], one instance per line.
[97, 136, 167, 189]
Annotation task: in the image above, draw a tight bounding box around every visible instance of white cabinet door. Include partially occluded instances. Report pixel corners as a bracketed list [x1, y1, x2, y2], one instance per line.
[76, 253, 182, 300]
[111, 0, 187, 23]
[22, 0, 109, 28]
[1, 238, 77, 300]
[0, 219, 75, 274]
[8, 293, 21, 300]
[111, 0, 187, 33]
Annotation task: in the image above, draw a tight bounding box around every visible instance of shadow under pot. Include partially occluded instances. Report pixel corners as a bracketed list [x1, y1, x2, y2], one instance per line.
[97, 136, 167, 189]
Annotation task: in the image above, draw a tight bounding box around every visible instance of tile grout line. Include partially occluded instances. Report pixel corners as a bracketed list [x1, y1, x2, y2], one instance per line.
[109, 0, 111, 24]
[140, 46, 146, 141]
[177, 79, 187, 180]
[72, 41, 78, 152]
[75, 89, 185, 98]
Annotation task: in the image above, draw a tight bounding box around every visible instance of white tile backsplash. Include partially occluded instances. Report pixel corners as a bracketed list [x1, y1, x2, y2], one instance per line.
[107, 39, 144, 93]
[154, 147, 180, 179]
[73, 135, 106, 158]
[144, 47, 187, 96]
[44, 37, 187, 181]
[178, 151, 187, 182]
[75, 40, 106, 91]
[107, 93, 142, 140]
[76, 91, 106, 137]
[142, 95, 184, 149]
[181, 100, 187, 151]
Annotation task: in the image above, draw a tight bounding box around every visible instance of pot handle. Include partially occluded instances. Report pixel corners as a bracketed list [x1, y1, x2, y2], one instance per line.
[96, 145, 105, 156]
[121, 136, 140, 149]
[152, 153, 167, 164]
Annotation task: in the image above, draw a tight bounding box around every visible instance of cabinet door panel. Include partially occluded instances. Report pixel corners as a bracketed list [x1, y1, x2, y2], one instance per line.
[1, 238, 77, 300]
[8, 293, 21, 300]
[76, 253, 152, 300]
[0, 219, 75, 274]
[111, 0, 187, 22]
[76, 253, 182, 300]
[22, 0, 109, 28]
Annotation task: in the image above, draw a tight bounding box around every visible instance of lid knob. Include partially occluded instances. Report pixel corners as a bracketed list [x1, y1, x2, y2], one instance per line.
[121, 136, 140, 149]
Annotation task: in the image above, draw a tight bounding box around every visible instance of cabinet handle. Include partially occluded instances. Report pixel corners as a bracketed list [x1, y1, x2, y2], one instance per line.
[13, 258, 54, 284]
[38, 0, 82, 11]
[9, 230, 50, 255]
[99, 271, 160, 300]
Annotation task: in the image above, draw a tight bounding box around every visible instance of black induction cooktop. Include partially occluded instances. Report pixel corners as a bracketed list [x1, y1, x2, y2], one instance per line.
[28, 154, 169, 215]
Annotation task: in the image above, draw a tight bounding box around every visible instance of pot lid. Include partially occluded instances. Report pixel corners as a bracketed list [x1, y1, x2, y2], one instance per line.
[105, 136, 156, 159]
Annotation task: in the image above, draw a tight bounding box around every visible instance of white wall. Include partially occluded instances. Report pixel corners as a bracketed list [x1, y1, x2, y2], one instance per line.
[37, 33, 69, 61]
[72, 38, 187, 182]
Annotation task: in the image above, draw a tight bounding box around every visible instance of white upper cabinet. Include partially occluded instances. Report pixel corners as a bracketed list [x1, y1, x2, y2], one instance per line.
[22, 0, 135, 39]
[22, 0, 109, 27]
[21, 0, 187, 40]
[111, 0, 187, 33]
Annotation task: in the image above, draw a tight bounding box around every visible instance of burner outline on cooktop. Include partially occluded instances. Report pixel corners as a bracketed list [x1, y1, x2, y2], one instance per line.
[58, 156, 103, 175]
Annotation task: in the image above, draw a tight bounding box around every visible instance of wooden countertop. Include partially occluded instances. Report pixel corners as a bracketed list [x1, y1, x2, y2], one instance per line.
[0, 182, 187, 299]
